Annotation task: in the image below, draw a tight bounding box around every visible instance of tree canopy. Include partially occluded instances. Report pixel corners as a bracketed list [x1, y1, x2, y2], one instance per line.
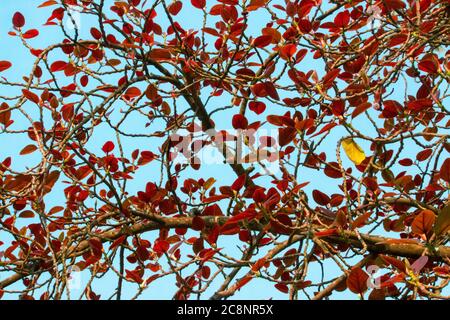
[0, 0, 449, 300]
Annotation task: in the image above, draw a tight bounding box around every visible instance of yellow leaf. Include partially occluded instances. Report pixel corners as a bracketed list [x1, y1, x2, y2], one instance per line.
[342, 138, 365, 165]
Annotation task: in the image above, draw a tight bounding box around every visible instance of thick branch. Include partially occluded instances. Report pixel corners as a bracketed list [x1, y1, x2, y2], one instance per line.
[1, 214, 449, 290]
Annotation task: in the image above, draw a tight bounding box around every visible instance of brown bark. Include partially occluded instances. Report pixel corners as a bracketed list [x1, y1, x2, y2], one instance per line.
[1, 214, 449, 290]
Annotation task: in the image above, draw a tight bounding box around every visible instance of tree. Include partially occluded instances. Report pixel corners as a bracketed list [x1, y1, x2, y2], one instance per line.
[0, 0, 449, 300]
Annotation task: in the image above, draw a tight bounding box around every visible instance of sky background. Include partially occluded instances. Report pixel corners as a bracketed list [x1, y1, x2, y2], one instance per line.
[0, 0, 444, 300]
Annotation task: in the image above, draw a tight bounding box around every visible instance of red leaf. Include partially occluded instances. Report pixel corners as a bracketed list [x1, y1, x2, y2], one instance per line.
[22, 29, 39, 39]
[80, 75, 89, 87]
[235, 276, 253, 291]
[168, 1, 183, 15]
[207, 225, 219, 244]
[50, 61, 67, 72]
[153, 239, 170, 253]
[251, 82, 280, 100]
[267, 115, 284, 126]
[38, 1, 57, 8]
[247, 0, 268, 11]
[199, 248, 218, 262]
[232, 114, 248, 130]
[210, 4, 224, 15]
[274, 283, 289, 293]
[314, 228, 338, 237]
[124, 87, 141, 100]
[295, 48, 308, 63]
[278, 127, 296, 147]
[264, 82, 280, 100]
[347, 267, 369, 294]
[324, 162, 342, 179]
[192, 216, 205, 231]
[295, 118, 314, 132]
[191, 0, 206, 9]
[201, 265, 211, 279]
[352, 102, 371, 118]
[388, 34, 407, 47]
[253, 35, 272, 48]
[351, 212, 372, 230]
[13, 12, 25, 28]
[434, 205, 450, 236]
[380, 274, 405, 288]
[419, 61, 437, 74]
[312, 189, 330, 206]
[411, 210, 435, 236]
[136, 245, 150, 261]
[322, 68, 340, 88]
[311, 122, 337, 137]
[110, 235, 127, 249]
[224, 211, 257, 227]
[418, 55, 439, 74]
[0, 61, 12, 72]
[61, 103, 74, 122]
[406, 99, 433, 112]
[30, 49, 44, 57]
[379, 255, 406, 273]
[384, 0, 406, 9]
[102, 141, 115, 153]
[280, 44, 297, 60]
[382, 100, 401, 118]
[22, 89, 40, 104]
[141, 150, 156, 161]
[0, 103, 11, 126]
[89, 238, 103, 258]
[248, 101, 266, 115]
[148, 48, 172, 61]
[231, 174, 246, 192]
[251, 82, 267, 98]
[399, 158, 413, 166]
[125, 269, 143, 284]
[334, 10, 350, 28]
[416, 148, 432, 161]
[90, 28, 102, 39]
[440, 158, 450, 183]
[203, 194, 230, 203]
[20, 144, 38, 155]
[330, 100, 345, 116]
